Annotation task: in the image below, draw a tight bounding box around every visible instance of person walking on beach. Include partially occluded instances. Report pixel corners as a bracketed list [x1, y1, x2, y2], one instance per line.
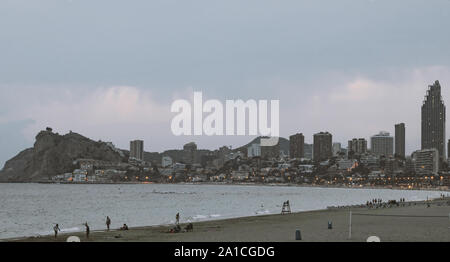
[84, 222, 90, 239]
[176, 213, 180, 225]
[106, 216, 111, 231]
[53, 224, 61, 239]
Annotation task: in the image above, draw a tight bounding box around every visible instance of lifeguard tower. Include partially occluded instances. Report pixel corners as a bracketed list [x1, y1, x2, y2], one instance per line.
[281, 201, 292, 215]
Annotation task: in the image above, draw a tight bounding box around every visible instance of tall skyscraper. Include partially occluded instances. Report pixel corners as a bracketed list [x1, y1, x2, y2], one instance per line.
[313, 132, 332, 162]
[395, 123, 406, 158]
[421, 80, 446, 161]
[130, 140, 144, 161]
[289, 133, 305, 159]
[371, 131, 394, 157]
[448, 139, 450, 160]
[348, 138, 368, 155]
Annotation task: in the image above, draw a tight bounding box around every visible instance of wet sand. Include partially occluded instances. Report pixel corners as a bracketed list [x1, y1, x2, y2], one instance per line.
[9, 198, 450, 242]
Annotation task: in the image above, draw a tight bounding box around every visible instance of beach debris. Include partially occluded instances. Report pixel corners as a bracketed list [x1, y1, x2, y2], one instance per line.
[295, 229, 302, 241]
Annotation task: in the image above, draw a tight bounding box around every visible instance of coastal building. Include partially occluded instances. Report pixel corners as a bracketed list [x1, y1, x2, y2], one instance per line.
[412, 148, 439, 175]
[261, 143, 280, 159]
[313, 132, 332, 162]
[173, 163, 187, 171]
[385, 157, 402, 174]
[130, 140, 144, 161]
[304, 143, 313, 159]
[405, 157, 415, 173]
[421, 80, 446, 161]
[248, 143, 261, 158]
[371, 131, 394, 157]
[162, 156, 173, 168]
[395, 123, 406, 158]
[72, 169, 88, 182]
[337, 159, 358, 171]
[360, 153, 380, 167]
[332, 142, 342, 156]
[79, 159, 95, 172]
[348, 138, 368, 156]
[298, 165, 314, 173]
[289, 133, 305, 159]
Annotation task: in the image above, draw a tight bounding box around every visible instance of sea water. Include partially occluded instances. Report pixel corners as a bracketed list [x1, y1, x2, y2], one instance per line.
[0, 183, 445, 239]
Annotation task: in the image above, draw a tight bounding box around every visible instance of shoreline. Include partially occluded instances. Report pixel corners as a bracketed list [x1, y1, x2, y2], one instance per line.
[0, 181, 448, 193]
[5, 197, 450, 242]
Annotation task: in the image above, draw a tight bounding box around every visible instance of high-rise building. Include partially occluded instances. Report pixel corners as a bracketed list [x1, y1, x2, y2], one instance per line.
[371, 131, 394, 157]
[130, 140, 144, 161]
[289, 133, 305, 159]
[448, 140, 450, 161]
[313, 132, 332, 162]
[332, 142, 342, 156]
[412, 148, 439, 175]
[348, 138, 368, 155]
[395, 123, 406, 158]
[421, 80, 446, 161]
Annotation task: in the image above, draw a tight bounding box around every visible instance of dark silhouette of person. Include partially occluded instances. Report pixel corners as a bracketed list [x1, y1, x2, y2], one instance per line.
[106, 216, 111, 231]
[53, 224, 60, 239]
[176, 213, 180, 225]
[84, 222, 90, 239]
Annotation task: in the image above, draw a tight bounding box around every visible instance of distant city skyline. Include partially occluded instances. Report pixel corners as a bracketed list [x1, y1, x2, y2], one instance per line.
[1, 1, 450, 167]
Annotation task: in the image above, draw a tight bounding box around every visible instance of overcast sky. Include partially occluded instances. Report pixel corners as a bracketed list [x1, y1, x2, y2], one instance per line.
[1, 0, 450, 167]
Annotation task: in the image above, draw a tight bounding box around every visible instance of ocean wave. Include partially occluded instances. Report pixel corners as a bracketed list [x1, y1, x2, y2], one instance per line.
[151, 190, 197, 195]
[255, 209, 271, 215]
[35, 226, 82, 237]
[189, 214, 223, 221]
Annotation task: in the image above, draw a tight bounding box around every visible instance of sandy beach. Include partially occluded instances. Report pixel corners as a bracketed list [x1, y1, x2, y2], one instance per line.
[8, 197, 450, 242]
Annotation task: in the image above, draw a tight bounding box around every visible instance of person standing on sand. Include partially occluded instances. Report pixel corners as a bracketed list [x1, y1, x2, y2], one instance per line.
[176, 213, 180, 225]
[106, 216, 111, 231]
[84, 222, 90, 239]
[53, 224, 60, 239]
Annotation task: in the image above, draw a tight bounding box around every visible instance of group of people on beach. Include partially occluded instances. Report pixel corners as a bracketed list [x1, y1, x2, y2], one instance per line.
[168, 213, 194, 233]
[330, 197, 411, 210]
[53, 212, 190, 239]
[365, 197, 409, 209]
[53, 216, 130, 239]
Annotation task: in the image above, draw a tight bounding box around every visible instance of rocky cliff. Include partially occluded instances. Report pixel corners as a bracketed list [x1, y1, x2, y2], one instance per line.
[0, 129, 126, 182]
